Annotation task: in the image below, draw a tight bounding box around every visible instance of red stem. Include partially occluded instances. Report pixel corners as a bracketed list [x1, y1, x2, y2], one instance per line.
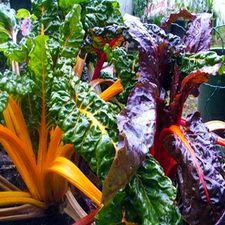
[91, 53, 107, 81]
[91, 35, 124, 81]
[72, 208, 100, 225]
[109, 36, 123, 47]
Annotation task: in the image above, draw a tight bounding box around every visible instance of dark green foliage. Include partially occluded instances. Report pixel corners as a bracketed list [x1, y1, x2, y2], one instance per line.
[97, 156, 181, 225]
[50, 74, 118, 179]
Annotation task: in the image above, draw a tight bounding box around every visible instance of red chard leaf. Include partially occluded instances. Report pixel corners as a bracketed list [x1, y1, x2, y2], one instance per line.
[169, 70, 209, 123]
[124, 14, 173, 89]
[103, 81, 157, 204]
[182, 13, 212, 53]
[161, 9, 194, 31]
[161, 112, 225, 225]
[102, 15, 179, 205]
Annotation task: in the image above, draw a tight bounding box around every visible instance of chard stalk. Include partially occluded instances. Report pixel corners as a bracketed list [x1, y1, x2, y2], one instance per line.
[11, 30, 20, 75]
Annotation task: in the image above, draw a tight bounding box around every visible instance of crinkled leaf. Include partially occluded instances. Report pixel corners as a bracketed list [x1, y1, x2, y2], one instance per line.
[28, 35, 50, 78]
[59, 4, 85, 63]
[82, 0, 123, 30]
[32, 0, 60, 38]
[161, 11, 212, 54]
[103, 46, 138, 102]
[50, 74, 118, 179]
[97, 156, 181, 225]
[124, 14, 172, 87]
[103, 14, 182, 205]
[182, 13, 212, 53]
[0, 3, 17, 37]
[144, 23, 185, 54]
[0, 70, 34, 96]
[0, 91, 8, 113]
[179, 51, 225, 75]
[103, 81, 157, 204]
[156, 68, 215, 174]
[162, 113, 225, 225]
[0, 41, 28, 63]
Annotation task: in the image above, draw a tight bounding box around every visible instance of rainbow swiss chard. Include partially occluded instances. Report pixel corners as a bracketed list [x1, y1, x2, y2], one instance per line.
[100, 11, 225, 225]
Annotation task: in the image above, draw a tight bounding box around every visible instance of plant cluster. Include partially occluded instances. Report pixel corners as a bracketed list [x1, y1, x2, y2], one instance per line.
[0, 1, 225, 225]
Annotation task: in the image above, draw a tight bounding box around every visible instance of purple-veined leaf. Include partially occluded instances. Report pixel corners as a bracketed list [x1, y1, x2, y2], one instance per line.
[103, 14, 182, 205]
[161, 112, 225, 225]
[182, 13, 212, 53]
[102, 81, 157, 204]
[102, 15, 164, 204]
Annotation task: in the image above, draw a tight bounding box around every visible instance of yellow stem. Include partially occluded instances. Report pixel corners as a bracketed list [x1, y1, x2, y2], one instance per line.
[47, 157, 103, 207]
[0, 128, 40, 199]
[0, 191, 46, 209]
[100, 79, 123, 101]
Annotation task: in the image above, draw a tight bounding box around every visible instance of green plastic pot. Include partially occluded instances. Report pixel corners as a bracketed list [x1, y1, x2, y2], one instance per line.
[198, 75, 225, 122]
[198, 47, 225, 122]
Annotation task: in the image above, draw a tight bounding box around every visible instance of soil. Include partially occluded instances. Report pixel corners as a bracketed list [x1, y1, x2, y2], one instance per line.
[0, 212, 73, 225]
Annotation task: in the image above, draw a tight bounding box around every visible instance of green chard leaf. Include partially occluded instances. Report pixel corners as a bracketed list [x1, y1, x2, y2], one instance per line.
[32, 0, 60, 38]
[59, 4, 85, 64]
[25, 30, 53, 146]
[179, 51, 225, 75]
[28, 34, 51, 78]
[0, 3, 17, 39]
[0, 70, 34, 96]
[104, 46, 138, 102]
[0, 91, 8, 113]
[82, 0, 123, 30]
[50, 74, 119, 179]
[96, 156, 181, 225]
[0, 41, 28, 63]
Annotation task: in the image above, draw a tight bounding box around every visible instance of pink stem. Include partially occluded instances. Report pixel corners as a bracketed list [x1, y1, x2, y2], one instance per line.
[179, 118, 187, 126]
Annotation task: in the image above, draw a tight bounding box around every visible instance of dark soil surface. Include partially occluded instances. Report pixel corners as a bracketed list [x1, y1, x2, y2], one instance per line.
[0, 213, 73, 225]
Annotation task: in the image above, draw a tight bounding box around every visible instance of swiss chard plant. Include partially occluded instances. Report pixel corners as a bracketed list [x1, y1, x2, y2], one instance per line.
[76, 10, 225, 225]
[0, 1, 225, 225]
[0, 0, 122, 223]
[96, 12, 225, 225]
